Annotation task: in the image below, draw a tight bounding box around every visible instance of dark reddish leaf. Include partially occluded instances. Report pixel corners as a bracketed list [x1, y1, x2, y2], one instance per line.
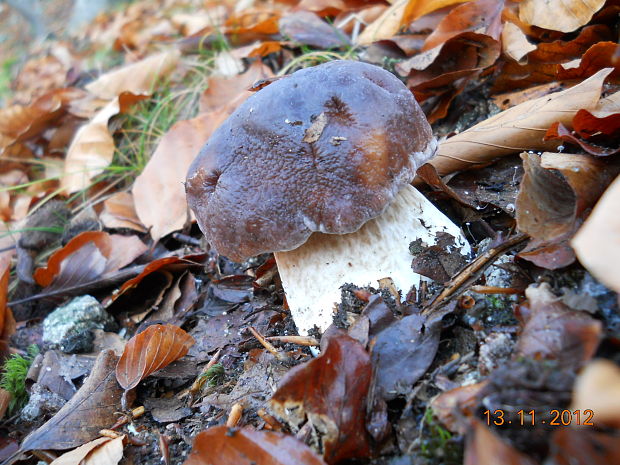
[548, 428, 620, 465]
[34, 231, 147, 288]
[183, 426, 327, 465]
[573, 108, 620, 138]
[516, 284, 602, 368]
[557, 41, 620, 81]
[270, 331, 372, 464]
[544, 122, 620, 156]
[20, 350, 124, 451]
[116, 324, 195, 390]
[431, 381, 488, 434]
[465, 420, 538, 465]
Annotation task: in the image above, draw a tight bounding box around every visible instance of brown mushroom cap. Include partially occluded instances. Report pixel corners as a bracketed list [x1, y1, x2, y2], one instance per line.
[186, 60, 434, 262]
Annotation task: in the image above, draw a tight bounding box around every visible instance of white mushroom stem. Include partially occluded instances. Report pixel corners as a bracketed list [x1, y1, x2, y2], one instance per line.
[274, 184, 471, 335]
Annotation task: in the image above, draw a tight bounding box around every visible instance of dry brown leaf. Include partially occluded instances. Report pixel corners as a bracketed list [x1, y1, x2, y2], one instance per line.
[0, 256, 16, 362]
[501, 22, 536, 63]
[116, 324, 195, 390]
[33, 231, 147, 288]
[50, 437, 112, 465]
[0, 388, 10, 419]
[99, 192, 146, 232]
[21, 350, 124, 451]
[85, 50, 180, 100]
[519, 0, 606, 33]
[60, 99, 118, 193]
[401, 0, 471, 28]
[80, 436, 124, 465]
[184, 426, 327, 465]
[571, 359, 620, 428]
[432, 68, 612, 176]
[572, 174, 620, 293]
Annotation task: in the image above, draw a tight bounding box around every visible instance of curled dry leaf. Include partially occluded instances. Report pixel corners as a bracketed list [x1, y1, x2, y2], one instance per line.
[116, 324, 195, 390]
[432, 68, 612, 176]
[572, 174, 620, 293]
[184, 426, 327, 465]
[99, 192, 147, 232]
[501, 22, 536, 63]
[516, 152, 617, 269]
[356, 0, 469, 45]
[270, 331, 371, 464]
[518, 0, 606, 33]
[571, 359, 620, 428]
[50, 436, 124, 465]
[33, 231, 148, 288]
[516, 283, 602, 369]
[21, 350, 124, 451]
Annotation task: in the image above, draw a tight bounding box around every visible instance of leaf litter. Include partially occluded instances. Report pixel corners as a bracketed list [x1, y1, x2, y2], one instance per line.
[0, 0, 619, 464]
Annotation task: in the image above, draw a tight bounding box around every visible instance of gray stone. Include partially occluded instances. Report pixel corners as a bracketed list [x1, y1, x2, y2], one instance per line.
[43, 296, 115, 353]
[21, 383, 66, 422]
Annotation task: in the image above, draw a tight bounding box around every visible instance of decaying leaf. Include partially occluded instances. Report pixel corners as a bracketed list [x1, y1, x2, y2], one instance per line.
[116, 324, 195, 390]
[270, 331, 372, 464]
[0, 256, 16, 362]
[21, 350, 124, 451]
[99, 192, 147, 232]
[501, 22, 536, 63]
[519, 0, 606, 33]
[33, 231, 147, 289]
[184, 426, 327, 465]
[516, 283, 602, 368]
[432, 68, 612, 176]
[572, 174, 620, 292]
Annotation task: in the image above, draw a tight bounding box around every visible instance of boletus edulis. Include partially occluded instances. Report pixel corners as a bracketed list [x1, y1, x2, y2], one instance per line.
[186, 60, 470, 334]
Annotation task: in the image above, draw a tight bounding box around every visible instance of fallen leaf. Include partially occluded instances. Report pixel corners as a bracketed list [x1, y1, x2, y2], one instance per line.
[572, 174, 620, 292]
[516, 283, 602, 368]
[544, 121, 619, 156]
[79, 435, 124, 465]
[515, 152, 617, 268]
[184, 426, 327, 465]
[556, 41, 620, 81]
[431, 382, 488, 434]
[502, 22, 536, 63]
[464, 420, 538, 465]
[50, 436, 115, 465]
[270, 331, 372, 464]
[279, 11, 350, 49]
[20, 350, 124, 451]
[519, 0, 606, 33]
[432, 68, 612, 176]
[33, 231, 147, 288]
[116, 324, 195, 390]
[99, 192, 147, 232]
[571, 359, 620, 428]
[371, 314, 441, 400]
[85, 51, 180, 100]
[548, 427, 620, 464]
[0, 389, 10, 419]
[357, 0, 469, 45]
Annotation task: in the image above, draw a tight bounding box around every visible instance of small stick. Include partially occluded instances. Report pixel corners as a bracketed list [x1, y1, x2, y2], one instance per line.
[248, 327, 290, 363]
[100, 429, 123, 439]
[172, 233, 202, 247]
[158, 433, 171, 465]
[469, 285, 523, 295]
[226, 403, 244, 427]
[110, 405, 145, 430]
[257, 408, 284, 431]
[183, 349, 222, 402]
[265, 335, 319, 347]
[423, 233, 528, 316]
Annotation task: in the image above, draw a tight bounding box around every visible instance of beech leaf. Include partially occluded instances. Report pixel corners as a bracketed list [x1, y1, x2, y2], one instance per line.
[116, 324, 195, 390]
[432, 68, 612, 176]
[518, 0, 606, 33]
[184, 426, 327, 465]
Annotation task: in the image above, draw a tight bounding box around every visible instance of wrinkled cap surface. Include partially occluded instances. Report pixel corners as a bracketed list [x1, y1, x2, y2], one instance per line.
[186, 60, 435, 262]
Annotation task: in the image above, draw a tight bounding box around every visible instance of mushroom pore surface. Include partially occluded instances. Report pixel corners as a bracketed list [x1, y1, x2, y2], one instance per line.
[186, 60, 434, 262]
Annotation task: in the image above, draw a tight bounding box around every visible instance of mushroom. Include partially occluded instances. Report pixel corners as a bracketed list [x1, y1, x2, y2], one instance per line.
[186, 60, 470, 334]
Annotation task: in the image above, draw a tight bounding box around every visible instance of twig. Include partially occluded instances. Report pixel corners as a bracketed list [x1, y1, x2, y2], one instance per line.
[423, 233, 528, 316]
[248, 327, 291, 363]
[226, 402, 244, 427]
[265, 335, 319, 347]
